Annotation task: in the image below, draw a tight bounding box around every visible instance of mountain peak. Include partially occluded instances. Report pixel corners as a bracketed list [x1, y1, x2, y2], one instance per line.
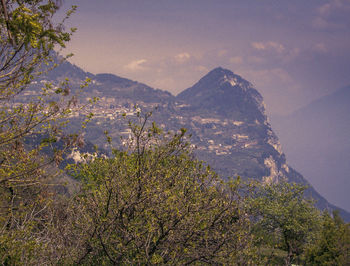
[176, 67, 266, 122]
[209, 66, 233, 74]
[204, 67, 235, 80]
[198, 67, 252, 89]
[208, 66, 233, 75]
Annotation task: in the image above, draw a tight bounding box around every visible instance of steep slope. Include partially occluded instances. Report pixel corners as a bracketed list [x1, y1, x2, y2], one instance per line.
[177, 67, 266, 123]
[175, 68, 349, 220]
[272, 86, 350, 213]
[25, 60, 350, 220]
[176, 67, 283, 180]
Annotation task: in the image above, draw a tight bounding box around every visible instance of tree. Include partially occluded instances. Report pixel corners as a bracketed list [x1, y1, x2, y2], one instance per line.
[251, 181, 321, 265]
[0, 1, 80, 263]
[305, 210, 350, 265]
[55, 114, 258, 264]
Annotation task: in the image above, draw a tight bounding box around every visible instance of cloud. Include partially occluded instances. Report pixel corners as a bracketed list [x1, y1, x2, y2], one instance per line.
[217, 49, 228, 57]
[317, 0, 350, 15]
[229, 56, 243, 64]
[195, 65, 209, 72]
[313, 43, 328, 53]
[124, 59, 147, 71]
[242, 68, 294, 88]
[313, 0, 350, 30]
[312, 17, 332, 29]
[174, 52, 191, 63]
[247, 56, 265, 64]
[249, 42, 300, 65]
[251, 41, 285, 53]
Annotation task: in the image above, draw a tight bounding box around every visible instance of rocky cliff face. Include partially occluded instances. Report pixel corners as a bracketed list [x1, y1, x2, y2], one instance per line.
[176, 67, 286, 181]
[29, 61, 350, 221]
[174, 67, 345, 218]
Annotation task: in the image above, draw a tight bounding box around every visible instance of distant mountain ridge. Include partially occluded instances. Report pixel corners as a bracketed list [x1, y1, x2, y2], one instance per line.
[272, 85, 350, 213]
[33, 60, 350, 221]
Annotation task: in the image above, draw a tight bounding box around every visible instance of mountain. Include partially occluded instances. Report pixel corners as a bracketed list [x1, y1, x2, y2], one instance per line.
[177, 67, 266, 123]
[174, 68, 347, 217]
[271, 86, 350, 213]
[45, 59, 173, 104]
[28, 61, 350, 221]
[176, 68, 284, 180]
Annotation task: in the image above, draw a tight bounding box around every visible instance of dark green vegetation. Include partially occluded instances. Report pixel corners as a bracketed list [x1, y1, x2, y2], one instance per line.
[1, 1, 350, 265]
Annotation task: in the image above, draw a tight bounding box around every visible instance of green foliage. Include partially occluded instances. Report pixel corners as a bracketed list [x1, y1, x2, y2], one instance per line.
[60, 116, 257, 264]
[0, 2, 348, 264]
[0, 0, 77, 98]
[305, 210, 350, 265]
[250, 181, 321, 265]
[0, 0, 79, 263]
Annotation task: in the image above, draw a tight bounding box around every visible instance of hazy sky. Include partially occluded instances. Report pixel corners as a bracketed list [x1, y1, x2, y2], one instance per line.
[61, 0, 350, 115]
